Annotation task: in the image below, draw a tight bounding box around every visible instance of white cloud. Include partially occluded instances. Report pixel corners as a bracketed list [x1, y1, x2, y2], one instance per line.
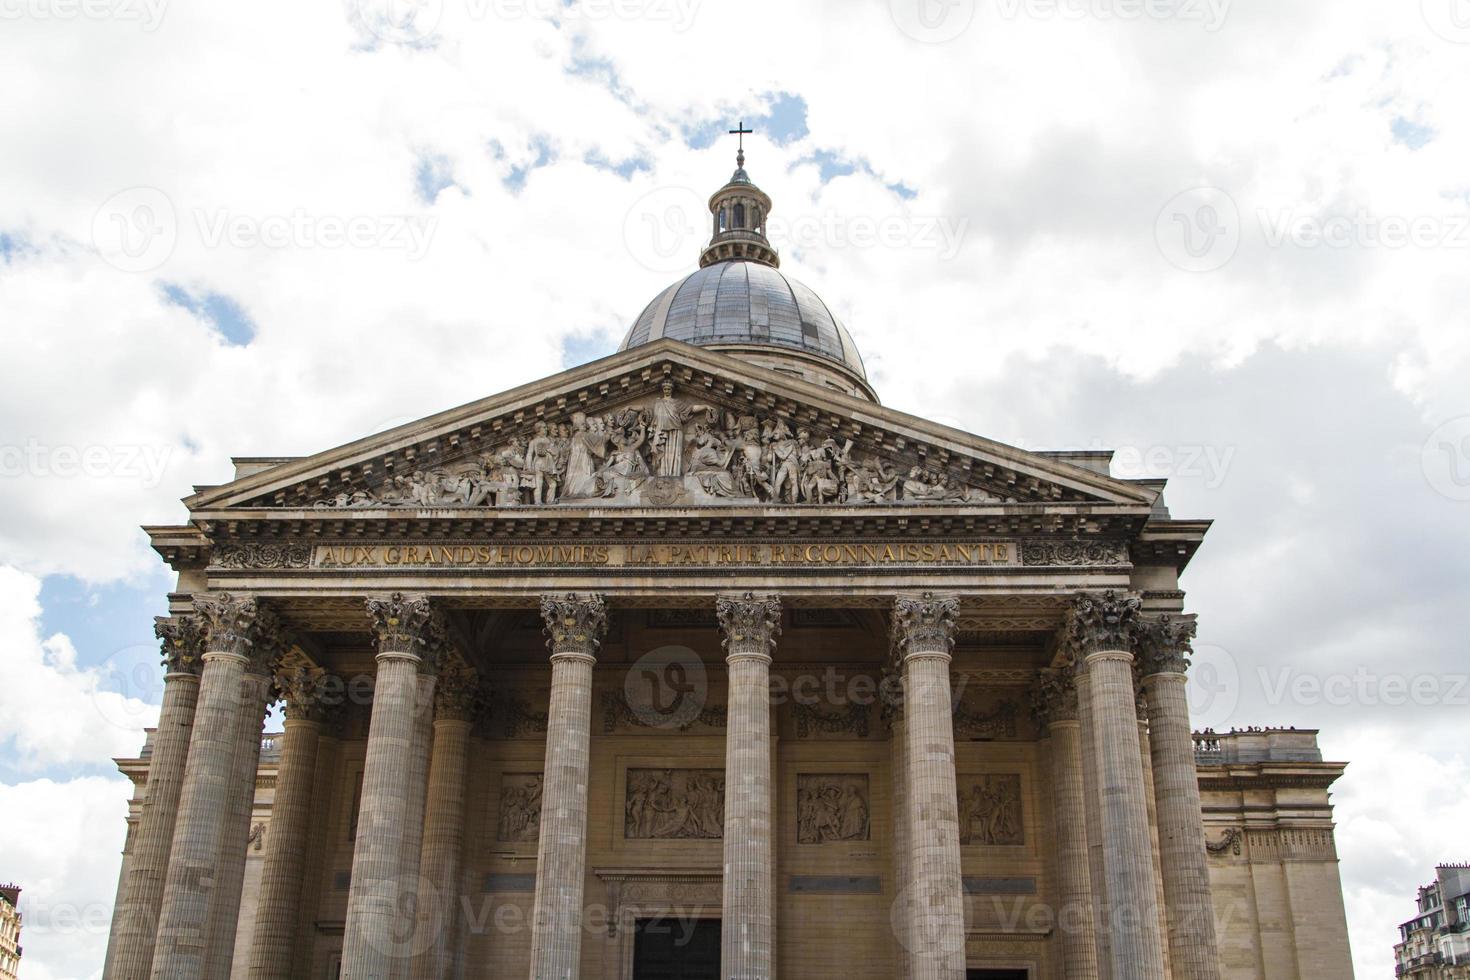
[0, 567, 157, 771]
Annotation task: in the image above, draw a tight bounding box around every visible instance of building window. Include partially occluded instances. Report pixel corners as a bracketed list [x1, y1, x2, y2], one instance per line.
[734, 203, 746, 228]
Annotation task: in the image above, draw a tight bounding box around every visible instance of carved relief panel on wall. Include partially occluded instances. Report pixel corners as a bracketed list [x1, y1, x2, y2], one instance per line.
[497, 773, 544, 842]
[625, 769, 725, 840]
[957, 774, 1024, 846]
[796, 774, 871, 844]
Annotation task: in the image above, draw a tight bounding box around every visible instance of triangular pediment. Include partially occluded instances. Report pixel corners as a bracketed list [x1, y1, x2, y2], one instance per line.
[186, 341, 1155, 516]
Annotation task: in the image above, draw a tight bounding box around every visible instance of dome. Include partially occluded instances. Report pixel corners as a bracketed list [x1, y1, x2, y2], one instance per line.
[619, 261, 869, 387]
[619, 134, 876, 402]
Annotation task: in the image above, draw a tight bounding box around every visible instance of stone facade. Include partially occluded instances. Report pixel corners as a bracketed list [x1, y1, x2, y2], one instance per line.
[1394, 865, 1470, 979]
[98, 150, 1357, 979]
[0, 884, 20, 980]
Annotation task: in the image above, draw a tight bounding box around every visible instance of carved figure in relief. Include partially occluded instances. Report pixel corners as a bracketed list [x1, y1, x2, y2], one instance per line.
[497, 774, 544, 842]
[597, 414, 651, 497]
[625, 769, 725, 840]
[524, 422, 564, 504]
[688, 422, 738, 497]
[563, 411, 609, 498]
[766, 423, 804, 503]
[796, 775, 871, 843]
[958, 774, 1023, 846]
[650, 381, 714, 477]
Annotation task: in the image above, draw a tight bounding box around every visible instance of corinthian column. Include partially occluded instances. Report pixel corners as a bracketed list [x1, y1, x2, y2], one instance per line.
[105, 616, 203, 980]
[1069, 592, 1166, 980]
[342, 593, 442, 979]
[716, 593, 780, 980]
[412, 664, 480, 980]
[1140, 615, 1222, 980]
[1034, 666, 1099, 980]
[528, 593, 607, 980]
[892, 593, 966, 980]
[151, 594, 281, 980]
[247, 668, 334, 980]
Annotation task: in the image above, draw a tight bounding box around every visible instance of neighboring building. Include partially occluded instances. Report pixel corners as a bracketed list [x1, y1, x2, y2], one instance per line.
[1395, 865, 1470, 978]
[0, 884, 21, 980]
[100, 141, 1356, 978]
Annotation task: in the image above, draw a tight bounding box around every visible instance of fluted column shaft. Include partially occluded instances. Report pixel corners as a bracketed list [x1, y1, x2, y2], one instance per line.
[528, 594, 607, 980]
[1048, 721, 1100, 977]
[1074, 667, 1112, 980]
[343, 593, 441, 979]
[893, 593, 965, 980]
[888, 707, 913, 980]
[248, 669, 329, 979]
[107, 614, 202, 980]
[1142, 616, 1222, 980]
[151, 595, 279, 980]
[392, 670, 438, 980]
[717, 594, 780, 980]
[205, 667, 273, 979]
[411, 666, 478, 980]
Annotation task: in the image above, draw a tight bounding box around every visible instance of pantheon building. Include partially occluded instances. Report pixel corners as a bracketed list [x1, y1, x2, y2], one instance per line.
[102, 145, 1355, 979]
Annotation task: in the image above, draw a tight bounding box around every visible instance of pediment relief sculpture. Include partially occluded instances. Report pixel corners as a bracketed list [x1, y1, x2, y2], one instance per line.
[288, 382, 1009, 511]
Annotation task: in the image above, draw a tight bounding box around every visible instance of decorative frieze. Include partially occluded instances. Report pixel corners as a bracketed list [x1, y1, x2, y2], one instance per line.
[792, 701, 870, 739]
[796, 775, 871, 844]
[624, 769, 725, 840]
[210, 542, 312, 570]
[957, 774, 1025, 846]
[1021, 540, 1129, 567]
[953, 696, 1023, 740]
[496, 774, 543, 843]
[601, 691, 726, 735]
[488, 693, 549, 739]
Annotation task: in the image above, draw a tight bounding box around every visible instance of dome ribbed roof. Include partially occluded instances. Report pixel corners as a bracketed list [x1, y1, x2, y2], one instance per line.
[619, 260, 867, 381]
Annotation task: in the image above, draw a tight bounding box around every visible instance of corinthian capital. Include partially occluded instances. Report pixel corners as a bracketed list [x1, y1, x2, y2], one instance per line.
[1066, 590, 1142, 659]
[275, 666, 337, 722]
[195, 593, 284, 671]
[154, 615, 203, 676]
[716, 593, 781, 658]
[365, 592, 435, 659]
[891, 592, 960, 660]
[434, 663, 482, 721]
[540, 593, 608, 656]
[1138, 613, 1198, 677]
[1031, 665, 1080, 729]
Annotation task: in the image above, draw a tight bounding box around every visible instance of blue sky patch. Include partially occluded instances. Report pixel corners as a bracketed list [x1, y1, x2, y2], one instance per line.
[561, 330, 619, 369]
[160, 283, 256, 346]
[1391, 116, 1436, 151]
[415, 153, 461, 203]
[585, 149, 653, 180]
[493, 136, 558, 193]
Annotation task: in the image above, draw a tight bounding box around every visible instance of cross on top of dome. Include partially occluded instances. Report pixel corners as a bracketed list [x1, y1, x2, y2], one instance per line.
[701, 120, 778, 269]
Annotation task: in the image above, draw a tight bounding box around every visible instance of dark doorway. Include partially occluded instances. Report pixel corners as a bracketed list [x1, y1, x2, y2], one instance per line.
[968, 971, 1029, 980]
[632, 917, 721, 980]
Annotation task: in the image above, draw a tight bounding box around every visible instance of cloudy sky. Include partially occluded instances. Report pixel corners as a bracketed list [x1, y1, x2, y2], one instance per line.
[2, 0, 1468, 976]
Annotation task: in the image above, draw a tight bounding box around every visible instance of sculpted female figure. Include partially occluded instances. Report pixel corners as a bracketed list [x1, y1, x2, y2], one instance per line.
[598, 416, 650, 498]
[563, 411, 609, 498]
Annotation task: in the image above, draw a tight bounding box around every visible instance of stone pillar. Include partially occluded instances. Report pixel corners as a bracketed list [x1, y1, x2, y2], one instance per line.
[1070, 592, 1166, 980]
[1034, 667, 1099, 980]
[205, 659, 275, 979]
[527, 593, 607, 980]
[886, 695, 913, 980]
[247, 668, 333, 980]
[151, 594, 281, 980]
[1140, 615, 1222, 980]
[105, 616, 203, 980]
[1073, 664, 1112, 980]
[342, 593, 442, 979]
[411, 664, 480, 980]
[394, 660, 439, 980]
[716, 593, 780, 980]
[892, 593, 966, 980]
